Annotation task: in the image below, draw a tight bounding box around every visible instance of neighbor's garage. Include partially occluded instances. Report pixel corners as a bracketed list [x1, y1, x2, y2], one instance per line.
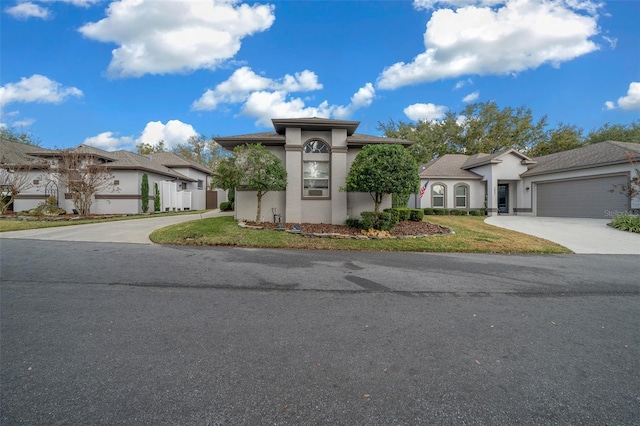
[536, 175, 629, 218]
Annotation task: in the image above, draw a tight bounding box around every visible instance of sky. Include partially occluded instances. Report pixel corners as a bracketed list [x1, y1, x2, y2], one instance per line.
[1, 0, 639, 151]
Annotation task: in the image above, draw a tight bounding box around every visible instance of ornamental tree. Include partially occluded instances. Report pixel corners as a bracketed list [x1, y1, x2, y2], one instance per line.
[212, 144, 287, 223]
[344, 144, 419, 213]
[140, 173, 149, 213]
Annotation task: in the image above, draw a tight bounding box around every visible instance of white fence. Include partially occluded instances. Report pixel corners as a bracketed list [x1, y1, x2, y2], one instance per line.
[160, 181, 192, 211]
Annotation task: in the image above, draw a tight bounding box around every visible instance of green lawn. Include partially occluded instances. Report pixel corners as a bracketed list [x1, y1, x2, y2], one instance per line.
[149, 215, 572, 254]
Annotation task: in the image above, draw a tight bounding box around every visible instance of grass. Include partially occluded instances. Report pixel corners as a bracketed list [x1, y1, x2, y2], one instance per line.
[0, 210, 208, 232]
[149, 215, 572, 254]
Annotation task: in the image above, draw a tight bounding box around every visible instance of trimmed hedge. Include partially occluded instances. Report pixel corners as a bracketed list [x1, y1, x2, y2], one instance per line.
[432, 208, 449, 215]
[409, 209, 424, 222]
[220, 201, 234, 211]
[469, 209, 485, 216]
[423, 208, 435, 215]
[361, 211, 398, 231]
[345, 218, 363, 229]
[449, 209, 467, 216]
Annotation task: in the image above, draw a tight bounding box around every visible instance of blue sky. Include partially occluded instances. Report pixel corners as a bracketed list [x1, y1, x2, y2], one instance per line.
[1, 0, 639, 151]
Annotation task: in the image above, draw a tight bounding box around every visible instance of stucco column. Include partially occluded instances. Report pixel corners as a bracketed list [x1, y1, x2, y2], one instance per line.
[331, 147, 348, 224]
[486, 177, 498, 216]
[285, 128, 302, 224]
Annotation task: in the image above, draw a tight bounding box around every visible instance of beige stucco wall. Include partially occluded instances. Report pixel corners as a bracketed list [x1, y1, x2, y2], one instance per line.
[235, 190, 286, 223]
[418, 178, 485, 210]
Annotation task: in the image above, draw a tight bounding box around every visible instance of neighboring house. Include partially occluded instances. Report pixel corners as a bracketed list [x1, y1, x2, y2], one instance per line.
[215, 117, 411, 224]
[1, 140, 213, 214]
[418, 141, 640, 219]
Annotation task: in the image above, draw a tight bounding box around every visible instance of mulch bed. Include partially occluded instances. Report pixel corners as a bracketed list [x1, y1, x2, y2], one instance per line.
[244, 220, 451, 237]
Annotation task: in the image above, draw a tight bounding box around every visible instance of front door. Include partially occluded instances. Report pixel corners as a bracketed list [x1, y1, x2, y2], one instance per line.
[498, 184, 508, 214]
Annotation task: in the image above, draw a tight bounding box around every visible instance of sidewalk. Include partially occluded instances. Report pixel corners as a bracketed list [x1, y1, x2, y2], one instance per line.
[0, 210, 234, 245]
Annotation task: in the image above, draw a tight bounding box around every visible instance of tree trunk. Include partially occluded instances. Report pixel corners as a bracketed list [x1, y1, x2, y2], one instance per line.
[256, 191, 262, 223]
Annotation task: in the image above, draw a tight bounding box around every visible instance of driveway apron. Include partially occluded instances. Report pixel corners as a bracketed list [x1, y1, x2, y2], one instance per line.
[485, 216, 640, 254]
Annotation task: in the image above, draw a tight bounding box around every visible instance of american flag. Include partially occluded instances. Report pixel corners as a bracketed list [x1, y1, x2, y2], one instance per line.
[419, 179, 429, 199]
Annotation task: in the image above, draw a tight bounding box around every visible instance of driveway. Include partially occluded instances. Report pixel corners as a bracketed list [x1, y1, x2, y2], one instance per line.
[485, 215, 640, 254]
[0, 210, 234, 244]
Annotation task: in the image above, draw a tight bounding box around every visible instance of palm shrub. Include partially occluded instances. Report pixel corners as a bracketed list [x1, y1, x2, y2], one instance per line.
[610, 214, 640, 233]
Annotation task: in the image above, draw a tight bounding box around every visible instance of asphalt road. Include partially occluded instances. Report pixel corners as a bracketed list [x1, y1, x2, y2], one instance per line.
[1, 239, 639, 425]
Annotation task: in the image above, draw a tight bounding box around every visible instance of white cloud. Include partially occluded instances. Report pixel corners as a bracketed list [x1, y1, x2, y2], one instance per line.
[5, 2, 51, 20]
[84, 119, 198, 151]
[454, 78, 473, 89]
[136, 120, 197, 149]
[240, 83, 376, 127]
[378, 0, 601, 89]
[0, 74, 83, 108]
[462, 91, 479, 102]
[193, 66, 374, 127]
[192, 67, 322, 111]
[84, 131, 134, 151]
[605, 82, 640, 111]
[79, 0, 275, 78]
[404, 103, 448, 121]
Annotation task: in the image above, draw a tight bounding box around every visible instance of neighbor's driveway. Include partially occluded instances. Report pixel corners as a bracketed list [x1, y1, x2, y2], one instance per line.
[0, 210, 233, 245]
[485, 216, 640, 254]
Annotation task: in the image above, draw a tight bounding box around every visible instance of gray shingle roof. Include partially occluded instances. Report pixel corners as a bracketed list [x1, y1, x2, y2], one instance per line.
[419, 154, 483, 179]
[462, 149, 534, 169]
[106, 150, 196, 181]
[521, 141, 640, 177]
[146, 152, 211, 173]
[0, 140, 53, 167]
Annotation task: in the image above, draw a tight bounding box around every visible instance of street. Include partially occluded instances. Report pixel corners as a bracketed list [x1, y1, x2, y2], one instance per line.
[1, 239, 639, 425]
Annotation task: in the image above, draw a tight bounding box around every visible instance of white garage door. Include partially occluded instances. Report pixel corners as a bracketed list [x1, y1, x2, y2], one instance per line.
[536, 175, 629, 218]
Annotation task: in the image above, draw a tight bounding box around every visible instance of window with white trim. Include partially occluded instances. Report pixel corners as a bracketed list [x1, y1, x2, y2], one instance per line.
[303, 140, 330, 198]
[455, 184, 468, 208]
[432, 184, 445, 208]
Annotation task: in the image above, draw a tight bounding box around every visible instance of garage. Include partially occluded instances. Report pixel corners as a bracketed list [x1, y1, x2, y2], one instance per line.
[536, 174, 630, 218]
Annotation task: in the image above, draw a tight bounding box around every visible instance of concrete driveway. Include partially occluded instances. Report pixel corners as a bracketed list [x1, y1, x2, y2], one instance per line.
[485, 215, 640, 254]
[0, 210, 233, 245]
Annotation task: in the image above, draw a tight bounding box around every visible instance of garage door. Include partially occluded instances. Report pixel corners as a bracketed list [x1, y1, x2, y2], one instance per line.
[536, 175, 629, 218]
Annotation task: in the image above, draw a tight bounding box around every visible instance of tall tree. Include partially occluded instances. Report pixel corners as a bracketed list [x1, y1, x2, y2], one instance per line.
[529, 123, 585, 157]
[136, 140, 167, 155]
[0, 127, 41, 146]
[46, 149, 119, 215]
[174, 134, 225, 170]
[378, 113, 461, 165]
[211, 144, 287, 223]
[586, 119, 640, 144]
[459, 101, 547, 154]
[343, 144, 419, 213]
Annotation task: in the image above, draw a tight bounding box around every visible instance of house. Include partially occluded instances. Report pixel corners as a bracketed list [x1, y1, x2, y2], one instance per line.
[0, 140, 215, 214]
[215, 117, 412, 224]
[418, 141, 640, 219]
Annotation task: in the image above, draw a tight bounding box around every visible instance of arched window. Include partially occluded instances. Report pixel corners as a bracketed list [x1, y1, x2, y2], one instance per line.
[454, 184, 469, 208]
[303, 139, 330, 198]
[432, 184, 446, 208]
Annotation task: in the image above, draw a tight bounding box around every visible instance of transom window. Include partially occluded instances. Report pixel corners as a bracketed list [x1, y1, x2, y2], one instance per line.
[455, 184, 468, 208]
[303, 139, 330, 198]
[432, 184, 445, 208]
[304, 140, 329, 154]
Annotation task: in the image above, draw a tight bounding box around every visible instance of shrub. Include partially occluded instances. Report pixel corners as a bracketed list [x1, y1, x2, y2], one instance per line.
[423, 208, 435, 215]
[409, 209, 424, 222]
[154, 182, 161, 212]
[469, 209, 485, 216]
[450, 209, 467, 216]
[220, 201, 234, 211]
[397, 208, 411, 221]
[360, 211, 398, 231]
[610, 214, 640, 233]
[345, 218, 362, 229]
[433, 209, 448, 215]
[383, 208, 400, 223]
[141, 173, 149, 213]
